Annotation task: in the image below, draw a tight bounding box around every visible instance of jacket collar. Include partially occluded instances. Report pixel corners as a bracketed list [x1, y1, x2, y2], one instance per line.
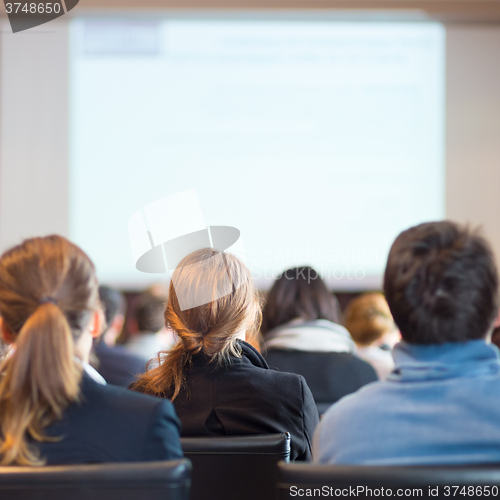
[191, 339, 269, 370]
[74, 357, 107, 385]
[389, 339, 500, 382]
[236, 339, 269, 369]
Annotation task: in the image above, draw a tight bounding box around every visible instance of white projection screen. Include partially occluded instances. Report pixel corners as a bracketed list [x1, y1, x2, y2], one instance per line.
[69, 18, 445, 289]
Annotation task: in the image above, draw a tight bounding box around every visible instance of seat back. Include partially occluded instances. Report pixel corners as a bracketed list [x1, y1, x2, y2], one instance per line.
[182, 433, 290, 500]
[0, 459, 191, 500]
[277, 462, 500, 500]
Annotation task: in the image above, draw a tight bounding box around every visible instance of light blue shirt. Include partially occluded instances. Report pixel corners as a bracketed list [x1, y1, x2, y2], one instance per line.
[313, 339, 500, 465]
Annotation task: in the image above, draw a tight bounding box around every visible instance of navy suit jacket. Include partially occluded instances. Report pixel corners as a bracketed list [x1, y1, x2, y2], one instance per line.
[36, 374, 183, 465]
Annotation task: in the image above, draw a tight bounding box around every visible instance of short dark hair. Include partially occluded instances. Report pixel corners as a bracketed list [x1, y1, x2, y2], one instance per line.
[384, 221, 499, 344]
[133, 290, 166, 333]
[99, 286, 126, 334]
[261, 266, 341, 334]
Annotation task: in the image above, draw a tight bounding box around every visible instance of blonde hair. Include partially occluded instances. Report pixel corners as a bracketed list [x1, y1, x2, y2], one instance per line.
[0, 235, 99, 465]
[344, 293, 395, 347]
[131, 249, 261, 400]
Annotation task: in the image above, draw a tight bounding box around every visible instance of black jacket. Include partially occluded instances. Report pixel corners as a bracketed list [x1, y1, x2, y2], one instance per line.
[36, 373, 183, 465]
[265, 350, 378, 414]
[137, 341, 319, 461]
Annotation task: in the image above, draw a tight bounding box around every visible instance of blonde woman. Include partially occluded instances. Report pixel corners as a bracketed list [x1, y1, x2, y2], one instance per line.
[344, 293, 398, 380]
[0, 235, 182, 465]
[131, 249, 319, 461]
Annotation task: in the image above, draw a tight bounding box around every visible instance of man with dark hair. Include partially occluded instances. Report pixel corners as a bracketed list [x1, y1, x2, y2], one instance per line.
[313, 221, 500, 464]
[94, 286, 147, 387]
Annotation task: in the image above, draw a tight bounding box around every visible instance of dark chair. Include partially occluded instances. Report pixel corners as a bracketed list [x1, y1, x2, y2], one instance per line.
[277, 462, 500, 500]
[182, 433, 290, 500]
[0, 459, 191, 500]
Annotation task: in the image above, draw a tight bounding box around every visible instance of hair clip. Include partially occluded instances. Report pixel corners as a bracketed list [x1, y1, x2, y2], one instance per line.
[40, 296, 57, 305]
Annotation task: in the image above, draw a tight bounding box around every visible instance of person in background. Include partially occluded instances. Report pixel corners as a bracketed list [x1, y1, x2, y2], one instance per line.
[0, 235, 182, 465]
[94, 286, 147, 387]
[344, 293, 397, 380]
[124, 286, 174, 364]
[131, 249, 319, 461]
[314, 221, 500, 465]
[488, 310, 500, 348]
[0, 338, 9, 362]
[261, 267, 377, 414]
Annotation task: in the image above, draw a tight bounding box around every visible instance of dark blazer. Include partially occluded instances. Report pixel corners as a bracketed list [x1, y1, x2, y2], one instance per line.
[265, 350, 378, 414]
[95, 341, 147, 387]
[134, 341, 319, 461]
[36, 374, 183, 465]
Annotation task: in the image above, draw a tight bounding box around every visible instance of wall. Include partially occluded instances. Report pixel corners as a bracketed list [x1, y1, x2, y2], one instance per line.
[1, 18, 500, 282]
[446, 25, 500, 259]
[0, 19, 69, 251]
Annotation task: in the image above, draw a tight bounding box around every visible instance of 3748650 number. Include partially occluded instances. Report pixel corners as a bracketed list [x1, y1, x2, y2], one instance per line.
[444, 485, 499, 496]
[5, 2, 62, 14]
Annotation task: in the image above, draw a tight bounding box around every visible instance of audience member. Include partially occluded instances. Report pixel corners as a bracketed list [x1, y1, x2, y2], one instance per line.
[491, 326, 500, 350]
[489, 312, 500, 349]
[314, 221, 500, 465]
[0, 338, 9, 362]
[125, 286, 174, 363]
[0, 235, 182, 465]
[94, 286, 147, 387]
[131, 248, 319, 461]
[261, 266, 377, 414]
[344, 293, 397, 380]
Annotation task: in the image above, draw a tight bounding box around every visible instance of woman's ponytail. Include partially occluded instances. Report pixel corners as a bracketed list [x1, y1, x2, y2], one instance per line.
[130, 248, 261, 400]
[0, 235, 99, 466]
[0, 302, 82, 465]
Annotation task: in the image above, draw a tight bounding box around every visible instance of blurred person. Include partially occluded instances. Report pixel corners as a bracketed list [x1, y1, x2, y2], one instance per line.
[94, 286, 147, 387]
[489, 311, 500, 349]
[0, 338, 10, 362]
[262, 267, 377, 414]
[491, 326, 500, 349]
[131, 249, 319, 461]
[125, 286, 174, 363]
[0, 235, 182, 465]
[344, 293, 397, 380]
[314, 221, 500, 465]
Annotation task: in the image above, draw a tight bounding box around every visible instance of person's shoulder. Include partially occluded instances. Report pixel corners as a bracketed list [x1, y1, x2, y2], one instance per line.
[349, 351, 380, 371]
[97, 342, 146, 364]
[250, 360, 308, 391]
[82, 376, 173, 415]
[322, 379, 386, 424]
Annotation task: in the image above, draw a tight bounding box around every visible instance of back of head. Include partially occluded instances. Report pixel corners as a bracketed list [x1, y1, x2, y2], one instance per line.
[384, 221, 499, 344]
[344, 293, 395, 346]
[0, 235, 99, 465]
[132, 288, 166, 334]
[262, 266, 340, 334]
[99, 286, 126, 334]
[131, 248, 261, 399]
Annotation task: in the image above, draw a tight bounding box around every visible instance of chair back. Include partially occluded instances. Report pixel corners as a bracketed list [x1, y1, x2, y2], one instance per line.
[182, 433, 290, 500]
[0, 459, 191, 500]
[277, 462, 500, 500]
